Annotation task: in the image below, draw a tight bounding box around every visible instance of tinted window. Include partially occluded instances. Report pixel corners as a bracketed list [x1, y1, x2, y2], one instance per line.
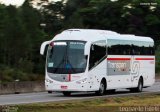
[132, 41, 154, 55]
[108, 39, 131, 55]
[89, 40, 106, 70]
[47, 41, 87, 74]
[108, 39, 154, 55]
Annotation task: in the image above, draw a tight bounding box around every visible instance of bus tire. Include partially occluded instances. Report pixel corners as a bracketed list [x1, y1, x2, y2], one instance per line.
[63, 91, 71, 96]
[130, 77, 143, 92]
[48, 91, 52, 94]
[136, 78, 143, 92]
[95, 79, 106, 96]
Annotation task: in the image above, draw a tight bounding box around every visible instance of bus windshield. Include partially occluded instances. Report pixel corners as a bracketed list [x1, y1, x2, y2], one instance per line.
[47, 41, 87, 74]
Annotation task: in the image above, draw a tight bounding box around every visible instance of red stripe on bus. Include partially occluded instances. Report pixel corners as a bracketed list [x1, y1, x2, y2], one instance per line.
[135, 58, 154, 60]
[107, 58, 131, 60]
[68, 74, 71, 81]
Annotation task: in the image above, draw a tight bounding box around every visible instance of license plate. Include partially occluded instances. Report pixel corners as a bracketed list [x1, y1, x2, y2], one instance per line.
[61, 86, 68, 89]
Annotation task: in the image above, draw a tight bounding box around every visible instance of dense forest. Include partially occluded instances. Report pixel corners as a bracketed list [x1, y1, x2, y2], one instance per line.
[0, 0, 160, 82]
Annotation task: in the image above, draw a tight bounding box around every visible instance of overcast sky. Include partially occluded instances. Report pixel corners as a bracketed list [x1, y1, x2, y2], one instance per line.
[0, 0, 61, 6]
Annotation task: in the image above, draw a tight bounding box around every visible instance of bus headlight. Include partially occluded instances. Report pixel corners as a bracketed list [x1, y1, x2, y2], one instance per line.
[76, 78, 87, 84]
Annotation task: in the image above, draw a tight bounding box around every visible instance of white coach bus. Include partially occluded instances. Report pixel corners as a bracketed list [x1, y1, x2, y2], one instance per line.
[40, 29, 155, 96]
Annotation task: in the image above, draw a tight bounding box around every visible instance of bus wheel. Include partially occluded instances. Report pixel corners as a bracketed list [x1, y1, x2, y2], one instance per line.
[48, 91, 52, 94]
[130, 78, 143, 92]
[96, 80, 106, 96]
[63, 92, 71, 96]
[136, 78, 143, 92]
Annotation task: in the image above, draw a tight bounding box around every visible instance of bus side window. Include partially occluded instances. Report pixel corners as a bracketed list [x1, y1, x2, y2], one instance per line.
[89, 41, 106, 70]
[89, 44, 95, 70]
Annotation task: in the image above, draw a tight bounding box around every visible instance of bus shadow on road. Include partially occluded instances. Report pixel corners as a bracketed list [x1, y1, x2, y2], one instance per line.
[57, 90, 133, 97]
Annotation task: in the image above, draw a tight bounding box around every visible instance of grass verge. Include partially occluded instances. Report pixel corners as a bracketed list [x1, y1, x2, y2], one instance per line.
[9, 93, 160, 112]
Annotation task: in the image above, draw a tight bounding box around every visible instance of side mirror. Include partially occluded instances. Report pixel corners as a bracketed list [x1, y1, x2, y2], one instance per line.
[40, 41, 50, 55]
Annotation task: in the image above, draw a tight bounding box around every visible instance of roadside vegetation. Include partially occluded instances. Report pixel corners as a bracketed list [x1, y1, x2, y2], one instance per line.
[17, 94, 160, 112]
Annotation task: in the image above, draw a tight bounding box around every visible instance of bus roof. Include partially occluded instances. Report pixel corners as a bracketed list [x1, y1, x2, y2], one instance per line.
[108, 35, 153, 42]
[52, 29, 153, 43]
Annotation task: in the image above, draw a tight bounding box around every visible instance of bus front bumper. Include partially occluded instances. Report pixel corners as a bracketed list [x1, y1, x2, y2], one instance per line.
[45, 80, 97, 92]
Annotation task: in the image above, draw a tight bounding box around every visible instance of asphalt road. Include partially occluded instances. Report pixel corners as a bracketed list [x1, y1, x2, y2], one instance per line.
[0, 81, 160, 105]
